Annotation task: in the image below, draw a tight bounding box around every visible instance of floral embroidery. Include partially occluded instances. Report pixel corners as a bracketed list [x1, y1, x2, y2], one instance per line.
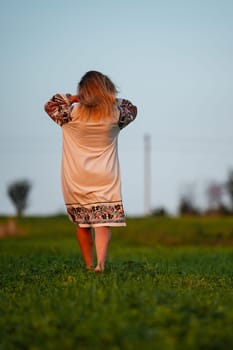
[117, 99, 137, 129]
[44, 94, 73, 126]
[45, 95, 137, 129]
[67, 202, 125, 225]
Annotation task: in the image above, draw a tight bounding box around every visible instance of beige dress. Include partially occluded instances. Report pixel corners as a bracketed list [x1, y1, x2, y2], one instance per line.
[44, 94, 137, 227]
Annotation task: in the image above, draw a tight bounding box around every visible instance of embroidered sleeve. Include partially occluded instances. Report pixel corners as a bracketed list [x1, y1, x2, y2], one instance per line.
[44, 93, 73, 126]
[117, 99, 137, 130]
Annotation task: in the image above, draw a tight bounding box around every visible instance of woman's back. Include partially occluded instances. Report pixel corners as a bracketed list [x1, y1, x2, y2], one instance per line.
[62, 103, 121, 151]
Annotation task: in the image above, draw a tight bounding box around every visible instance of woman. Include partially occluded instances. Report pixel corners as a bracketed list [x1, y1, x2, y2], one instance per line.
[44, 71, 137, 272]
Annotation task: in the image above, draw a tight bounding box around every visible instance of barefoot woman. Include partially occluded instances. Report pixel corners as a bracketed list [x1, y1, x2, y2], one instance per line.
[44, 71, 137, 271]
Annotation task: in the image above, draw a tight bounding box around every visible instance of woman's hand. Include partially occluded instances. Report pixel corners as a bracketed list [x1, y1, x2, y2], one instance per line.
[70, 95, 79, 103]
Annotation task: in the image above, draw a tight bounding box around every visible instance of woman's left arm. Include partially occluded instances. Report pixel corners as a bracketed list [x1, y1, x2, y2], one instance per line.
[44, 94, 78, 126]
[116, 99, 137, 130]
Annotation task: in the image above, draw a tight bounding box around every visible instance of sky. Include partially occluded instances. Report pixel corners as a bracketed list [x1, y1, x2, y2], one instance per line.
[1, 0, 233, 217]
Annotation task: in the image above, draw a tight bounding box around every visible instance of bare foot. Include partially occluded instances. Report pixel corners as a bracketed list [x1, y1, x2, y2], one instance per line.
[94, 266, 104, 273]
[86, 266, 94, 272]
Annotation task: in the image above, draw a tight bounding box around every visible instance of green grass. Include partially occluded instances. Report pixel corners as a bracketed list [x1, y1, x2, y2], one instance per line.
[0, 216, 233, 350]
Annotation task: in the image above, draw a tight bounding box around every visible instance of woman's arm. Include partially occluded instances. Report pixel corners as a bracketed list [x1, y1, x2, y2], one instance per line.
[44, 94, 79, 126]
[116, 99, 137, 130]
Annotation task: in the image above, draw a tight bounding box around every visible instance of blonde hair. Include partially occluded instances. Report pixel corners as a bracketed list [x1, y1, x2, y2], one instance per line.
[77, 71, 117, 121]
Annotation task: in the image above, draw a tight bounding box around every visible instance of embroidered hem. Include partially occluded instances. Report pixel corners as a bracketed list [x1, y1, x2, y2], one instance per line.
[66, 201, 126, 227]
[78, 222, 126, 228]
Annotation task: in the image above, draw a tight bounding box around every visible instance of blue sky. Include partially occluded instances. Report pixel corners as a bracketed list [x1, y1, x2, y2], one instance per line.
[1, 0, 233, 216]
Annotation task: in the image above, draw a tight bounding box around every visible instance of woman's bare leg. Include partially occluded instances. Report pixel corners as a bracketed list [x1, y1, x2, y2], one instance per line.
[94, 226, 111, 271]
[76, 226, 94, 269]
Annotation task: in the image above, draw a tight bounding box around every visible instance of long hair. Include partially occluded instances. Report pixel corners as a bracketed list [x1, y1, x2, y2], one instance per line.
[77, 71, 117, 121]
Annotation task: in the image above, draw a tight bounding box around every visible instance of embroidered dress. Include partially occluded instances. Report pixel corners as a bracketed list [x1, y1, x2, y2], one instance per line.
[44, 94, 137, 227]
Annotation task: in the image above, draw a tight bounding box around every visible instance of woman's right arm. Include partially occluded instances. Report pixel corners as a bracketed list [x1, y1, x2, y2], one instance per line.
[44, 94, 78, 126]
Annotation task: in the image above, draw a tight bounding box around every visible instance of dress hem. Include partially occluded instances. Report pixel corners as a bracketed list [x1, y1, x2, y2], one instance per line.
[78, 222, 127, 228]
[66, 201, 126, 227]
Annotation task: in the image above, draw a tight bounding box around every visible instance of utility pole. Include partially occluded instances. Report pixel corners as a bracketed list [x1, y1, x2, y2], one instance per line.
[144, 134, 151, 216]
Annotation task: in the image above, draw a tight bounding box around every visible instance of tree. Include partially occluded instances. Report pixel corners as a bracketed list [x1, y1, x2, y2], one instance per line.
[152, 207, 169, 217]
[7, 180, 31, 217]
[226, 170, 233, 211]
[178, 197, 199, 216]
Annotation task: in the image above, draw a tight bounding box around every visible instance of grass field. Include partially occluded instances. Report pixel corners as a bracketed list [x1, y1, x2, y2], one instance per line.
[0, 216, 233, 350]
